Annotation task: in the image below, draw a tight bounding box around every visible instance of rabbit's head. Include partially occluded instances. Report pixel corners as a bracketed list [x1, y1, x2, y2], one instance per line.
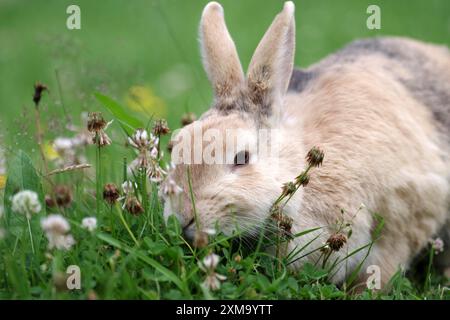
[163, 1, 298, 240]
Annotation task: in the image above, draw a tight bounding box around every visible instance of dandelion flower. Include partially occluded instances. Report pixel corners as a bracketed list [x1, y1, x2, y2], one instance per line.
[81, 217, 97, 232]
[41, 214, 75, 250]
[11, 190, 42, 218]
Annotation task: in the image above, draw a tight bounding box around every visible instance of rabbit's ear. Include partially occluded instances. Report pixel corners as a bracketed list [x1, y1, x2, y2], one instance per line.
[247, 2, 295, 116]
[200, 2, 245, 99]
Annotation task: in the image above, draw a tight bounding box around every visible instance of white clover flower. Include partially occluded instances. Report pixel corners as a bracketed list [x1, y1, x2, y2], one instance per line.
[201, 253, 220, 271]
[198, 253, 226, 291]
[53, 137, 74, 152]
[148, 164, 167, 183]
[127, 128, 166, 184]
[150, 146, 158, 159]
[41, 214, 75, 250]
[203, 228, 216, 236]
[11, 190, 42, 218]
[161, 178, 182, 196]
[41, 214, 70, 234]
[430, 237, 444, 254]
[128, 128, 150, 149]
[121, 181, 137, 195]
[81, 217, 97, 232]
[203, 272, 227, 291]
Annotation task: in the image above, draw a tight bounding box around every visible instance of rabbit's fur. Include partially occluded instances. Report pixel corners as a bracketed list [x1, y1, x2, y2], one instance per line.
[164, 1, 450, 287]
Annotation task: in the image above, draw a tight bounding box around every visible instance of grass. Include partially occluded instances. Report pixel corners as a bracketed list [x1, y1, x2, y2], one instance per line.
[0, 116, 448, 300]
[0, 0, 449, 300]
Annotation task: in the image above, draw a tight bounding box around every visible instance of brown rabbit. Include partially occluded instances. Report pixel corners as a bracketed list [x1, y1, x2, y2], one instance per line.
[163, 1, 450, 287]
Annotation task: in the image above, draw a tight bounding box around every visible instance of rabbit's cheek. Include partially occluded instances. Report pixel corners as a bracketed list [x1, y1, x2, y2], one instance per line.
[163, 198, 188, 227]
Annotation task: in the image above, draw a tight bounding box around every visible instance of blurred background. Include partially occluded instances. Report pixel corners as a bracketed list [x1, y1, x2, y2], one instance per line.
[0, 0, 449, 174]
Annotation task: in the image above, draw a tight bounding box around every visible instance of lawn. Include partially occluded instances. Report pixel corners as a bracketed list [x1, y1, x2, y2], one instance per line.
[0, 0, 449, 300]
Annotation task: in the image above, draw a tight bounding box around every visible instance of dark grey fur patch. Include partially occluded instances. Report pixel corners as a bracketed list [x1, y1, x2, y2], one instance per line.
[288, 69, 316, 92]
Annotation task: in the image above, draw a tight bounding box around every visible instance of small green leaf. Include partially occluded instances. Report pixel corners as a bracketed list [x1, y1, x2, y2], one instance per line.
[94, 92, 144, 132]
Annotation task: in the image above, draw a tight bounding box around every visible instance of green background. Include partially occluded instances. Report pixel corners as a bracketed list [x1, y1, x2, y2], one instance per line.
[0, 0, 449, 159]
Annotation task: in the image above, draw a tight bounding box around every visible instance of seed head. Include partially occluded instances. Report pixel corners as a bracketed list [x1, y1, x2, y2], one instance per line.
[87, 112, 107, 133]
[279, 215, 293, 236]
[181, 112, 197, 127]
[103, 183, 120, 205]
[306, 146, 324, 167]
[125, 196, 144, 216]
[95, 132, 112, 147]
[326, 233, 347, 251]
[296, 173, 310, 187]
[53, 185, 72, 208]
[167, 140, 174, 153]
[33, 82, 48, 106]
[45, 195, 56, 208]
[153, 119, 170, 136]
[193, 230, 209, 248]
[281, 181, 297, 197]
[270, 204, 283, 221]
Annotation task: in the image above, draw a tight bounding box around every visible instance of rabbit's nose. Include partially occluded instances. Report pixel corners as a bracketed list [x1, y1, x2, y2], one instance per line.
[182, 218, 196, 241]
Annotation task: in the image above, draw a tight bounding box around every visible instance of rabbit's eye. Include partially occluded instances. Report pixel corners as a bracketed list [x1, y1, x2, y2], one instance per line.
[233, 150, 250, 166]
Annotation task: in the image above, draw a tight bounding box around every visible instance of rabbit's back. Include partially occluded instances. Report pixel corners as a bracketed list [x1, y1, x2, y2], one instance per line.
[289, 37, 450, 135]
[284, 37, 450, 284]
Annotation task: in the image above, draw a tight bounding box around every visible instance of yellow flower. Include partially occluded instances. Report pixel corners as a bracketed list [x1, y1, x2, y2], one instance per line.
[0, 175, 6, 189]
[125, 85, 167, 117]
[44, 142, 59, 160]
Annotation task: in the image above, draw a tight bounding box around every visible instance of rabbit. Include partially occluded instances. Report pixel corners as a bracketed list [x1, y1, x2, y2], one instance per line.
[162, 1, 450, 288]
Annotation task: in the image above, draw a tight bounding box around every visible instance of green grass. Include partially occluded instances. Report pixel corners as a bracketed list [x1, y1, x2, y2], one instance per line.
[0, 0, 449, 300]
